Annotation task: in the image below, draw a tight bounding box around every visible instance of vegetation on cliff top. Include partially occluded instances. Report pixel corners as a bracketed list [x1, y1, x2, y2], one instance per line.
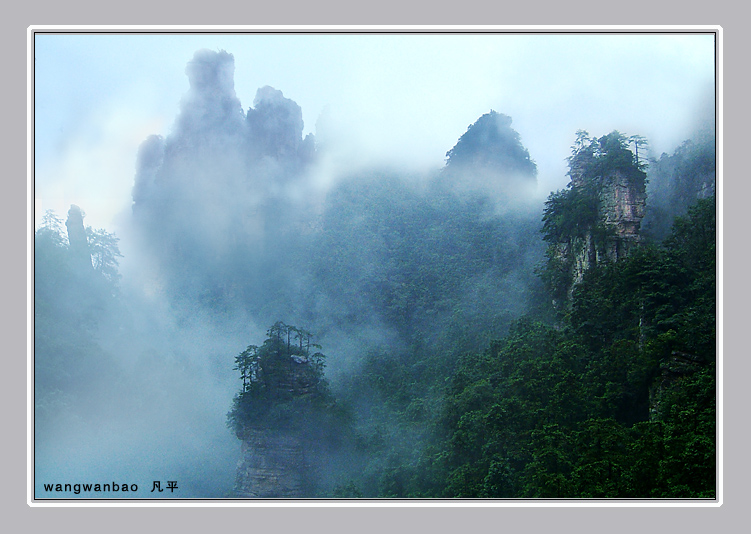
[538, 131, 648, 305]
[227, 321, 348, 440]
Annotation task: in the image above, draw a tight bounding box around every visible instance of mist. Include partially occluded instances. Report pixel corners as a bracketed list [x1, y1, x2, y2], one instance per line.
[32, 33, 717, 499]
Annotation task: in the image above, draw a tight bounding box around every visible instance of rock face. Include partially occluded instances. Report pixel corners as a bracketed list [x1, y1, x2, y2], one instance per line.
[574, 168, 646, 283]
[234, 430, 308, 498]
[230, 326, 327, 498]
[129, 49, 319, 307]
[553, 162, 647, 297]
[247, 85, 314, 163]
[65, 205, 92, 271]
[600, 169, 647, 243]
[232, 359, 319, 498]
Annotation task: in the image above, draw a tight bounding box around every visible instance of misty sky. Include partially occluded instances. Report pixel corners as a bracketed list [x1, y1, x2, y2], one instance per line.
[33, 30, 716, 233]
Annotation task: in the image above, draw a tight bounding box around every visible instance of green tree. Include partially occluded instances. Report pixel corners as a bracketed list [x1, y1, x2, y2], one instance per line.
[233, 345, 259, 392]
[86, 226, 123, 284]
[37, 210, 68, 246]
[227, 322, 334, 438]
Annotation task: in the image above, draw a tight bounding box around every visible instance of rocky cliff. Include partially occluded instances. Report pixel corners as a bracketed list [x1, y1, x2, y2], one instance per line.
[234, 430, 308, 498]
[65, 205, 92, 272]
[574, 168, 646, 284]
[130, 50, 318, 307]
[229, 325, 331, 498]
[232, 356, 318, 498]
[543, 131, 647, 301]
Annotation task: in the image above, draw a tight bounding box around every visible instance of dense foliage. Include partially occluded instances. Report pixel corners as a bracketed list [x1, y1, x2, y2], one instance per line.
[428, 196, 716, 498]
[312, 172, 545, 353]
[311, 144, 714, 498]
[227, 321, 342, 437]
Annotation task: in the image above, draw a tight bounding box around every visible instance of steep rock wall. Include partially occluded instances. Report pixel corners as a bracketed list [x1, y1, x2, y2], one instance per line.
[561, 168, 646, 296]
[231, 340, 324, 498]
[65, 205, 92, 272]
[234, 430, 308, 498]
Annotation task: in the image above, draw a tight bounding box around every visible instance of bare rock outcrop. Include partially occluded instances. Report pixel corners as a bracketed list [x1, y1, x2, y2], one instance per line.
[65, 205, 92, 271]
[234, 430, 308, 498]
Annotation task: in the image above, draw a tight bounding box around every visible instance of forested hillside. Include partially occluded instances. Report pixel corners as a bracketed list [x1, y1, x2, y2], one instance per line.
[34, 48, 716, 500]
[432, 196, 715, 498]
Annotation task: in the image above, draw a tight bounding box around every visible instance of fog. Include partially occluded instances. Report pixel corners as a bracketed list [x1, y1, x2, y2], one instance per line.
[32, 31, 716, 498]
[34, 32, 715, 231]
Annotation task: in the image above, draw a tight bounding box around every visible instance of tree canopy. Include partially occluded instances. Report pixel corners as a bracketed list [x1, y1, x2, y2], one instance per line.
[431, 194, 716, 498]
[227, 322, 335, 438]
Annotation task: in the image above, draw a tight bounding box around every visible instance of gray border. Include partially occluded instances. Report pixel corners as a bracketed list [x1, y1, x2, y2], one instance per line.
[12, 2, 744, 533]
